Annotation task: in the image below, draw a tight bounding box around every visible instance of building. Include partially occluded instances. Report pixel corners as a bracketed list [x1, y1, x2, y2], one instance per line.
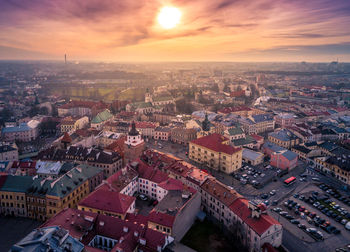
[41, 208, 173, 252]
[154, 126, 171, 141]
[268, 129, 300, 149]
[262, 141, 285, 157]
[90, 109, 113, 130]
[229, 199, 283, 252]
[78, 184, 135, 219]
[0, 175, 33, 217]
[124, 122, 145, 163]
[45, 165, 103, 218]
[37, 146, 123, 178]
[200, 178, 243, 227]
[315, 156, 350, 185]
[171, 127, 197, 145]
[224, 126, 245, 141]
[189, 133, 242, 173]
[26, 178, 51, 221]
[58, 100, 108, 117]
[59, 116, 89, 133]
[242, 149, 264, 166]
[270, 150, 298, 171]
[132, 121, 157, 139]
[11, 161, 37, 176]
[0, 142, 18, 162]
[236, 114, 275, 135]
[1, 120, 40, 142]
[275, 113, 295, 128]
[35, 161, 74, 179]
[10, 226, 84, 252]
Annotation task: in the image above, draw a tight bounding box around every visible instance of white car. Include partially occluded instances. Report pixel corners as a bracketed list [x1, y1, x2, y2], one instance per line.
[345, 222, 350, 230]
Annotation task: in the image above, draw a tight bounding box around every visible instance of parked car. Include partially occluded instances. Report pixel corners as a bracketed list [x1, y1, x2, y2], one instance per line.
[273, 207, 282, 212]
[291, 219, 300, 224]
[298, 224, 306, 230]
[270, 190, 276, 196]
[139, 194, 148, 201]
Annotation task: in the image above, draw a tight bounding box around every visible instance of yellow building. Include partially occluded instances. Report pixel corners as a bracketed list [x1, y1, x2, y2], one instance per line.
[0, 176, 33, 217]
[45, 166, 102, 218]
[189, 133, 242, 174]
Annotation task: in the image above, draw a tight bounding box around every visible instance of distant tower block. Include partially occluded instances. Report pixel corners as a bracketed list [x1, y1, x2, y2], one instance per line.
[64, 54, 67, 64]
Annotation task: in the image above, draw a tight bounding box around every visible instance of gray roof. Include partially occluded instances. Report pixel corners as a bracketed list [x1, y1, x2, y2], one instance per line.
[242, 149, 264, 161]
[282, 150, 298, 161]
[269, 129, 298, 142]
[263, 141, 285, 152]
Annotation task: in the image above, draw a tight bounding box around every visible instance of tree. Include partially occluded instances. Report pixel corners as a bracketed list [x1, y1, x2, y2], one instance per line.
[175, 98, 194, 114]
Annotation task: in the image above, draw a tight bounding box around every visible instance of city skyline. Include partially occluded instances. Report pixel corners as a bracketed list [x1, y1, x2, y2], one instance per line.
[0, 0, 350, 62]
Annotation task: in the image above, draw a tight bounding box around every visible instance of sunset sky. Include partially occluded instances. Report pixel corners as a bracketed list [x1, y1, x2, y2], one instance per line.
[0, 0, 350, 62]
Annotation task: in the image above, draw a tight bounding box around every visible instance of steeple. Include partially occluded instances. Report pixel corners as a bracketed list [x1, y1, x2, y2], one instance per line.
[202, 112, 210, 132]
[129, 121, 139, 136]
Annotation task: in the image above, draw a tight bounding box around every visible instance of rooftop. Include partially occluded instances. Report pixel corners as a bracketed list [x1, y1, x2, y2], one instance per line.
[79, 185, 135, 215]
[191, 133, 241, 155]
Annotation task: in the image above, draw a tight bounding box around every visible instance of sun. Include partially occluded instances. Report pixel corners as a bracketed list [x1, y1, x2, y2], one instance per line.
[157, 6, 182, 29]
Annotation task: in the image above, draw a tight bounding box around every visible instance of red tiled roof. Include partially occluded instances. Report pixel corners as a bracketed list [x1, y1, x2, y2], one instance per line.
[148, 210, 175, 228]
[79, 185, 135, 215]
[230, 90, 245, 97]
[137, 160, 169, 183]
[190, 133, 241, 155]
[201, 178, 242, 207]
[11, 161, 36, 169]
[250, 134, 264, 142]
[229, 198, 280, 236]
[157, 178, 184, 192]
[41, 208, 98, 239]
[61, 132, 72, 143]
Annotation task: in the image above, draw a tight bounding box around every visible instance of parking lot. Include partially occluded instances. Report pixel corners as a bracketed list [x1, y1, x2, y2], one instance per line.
[270, 181, 350, 252]
[233, 162, 281, 188]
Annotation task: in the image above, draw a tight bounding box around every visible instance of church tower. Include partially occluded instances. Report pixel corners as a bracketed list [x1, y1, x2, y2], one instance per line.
[124, 121, 145, 163]
[145, 88, 153, 103]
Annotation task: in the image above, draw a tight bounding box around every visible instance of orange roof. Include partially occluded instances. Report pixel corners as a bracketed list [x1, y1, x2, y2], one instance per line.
[61, 132, 72, 143]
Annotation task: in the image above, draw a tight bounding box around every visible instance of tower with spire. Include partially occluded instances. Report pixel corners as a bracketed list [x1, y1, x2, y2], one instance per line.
[124, 121, 145, 162]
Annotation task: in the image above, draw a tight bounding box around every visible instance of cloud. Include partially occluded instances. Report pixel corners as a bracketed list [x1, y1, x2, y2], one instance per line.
[0, 0, 350, 60]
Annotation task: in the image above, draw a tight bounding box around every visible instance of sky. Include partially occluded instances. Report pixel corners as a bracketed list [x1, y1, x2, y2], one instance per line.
[0, 0, 350, 62]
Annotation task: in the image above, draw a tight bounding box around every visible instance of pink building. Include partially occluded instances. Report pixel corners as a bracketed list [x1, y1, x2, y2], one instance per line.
[270, 150, 298, 171]
[275, 113, 295, 128]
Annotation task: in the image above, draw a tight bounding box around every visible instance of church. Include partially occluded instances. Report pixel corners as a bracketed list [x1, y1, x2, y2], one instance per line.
[124, 121, 145, 163]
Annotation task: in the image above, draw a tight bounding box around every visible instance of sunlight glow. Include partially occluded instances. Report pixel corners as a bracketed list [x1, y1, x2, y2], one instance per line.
[157, 6, 182, 29]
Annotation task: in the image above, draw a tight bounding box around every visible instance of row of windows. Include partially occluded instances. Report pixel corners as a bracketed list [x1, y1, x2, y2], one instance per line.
[1, 195, 24, 201]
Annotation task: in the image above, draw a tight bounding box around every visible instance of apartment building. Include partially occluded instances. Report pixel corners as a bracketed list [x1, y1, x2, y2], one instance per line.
[0, 142, 18, 162]
[78, 184, 135, 219]
[60, 116, 89, 133]
[268, 129, 299, 149]
[0, 175, 33, 217]
[189, 133, 243, 174]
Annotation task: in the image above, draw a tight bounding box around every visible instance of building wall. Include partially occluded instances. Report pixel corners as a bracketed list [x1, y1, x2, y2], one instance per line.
[0, 149, 18, 162]
[46, 180, 89, 218]
[189, 143, 242, 174]
[172, 192, 201, 241]
[0, 191, 27, 217]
